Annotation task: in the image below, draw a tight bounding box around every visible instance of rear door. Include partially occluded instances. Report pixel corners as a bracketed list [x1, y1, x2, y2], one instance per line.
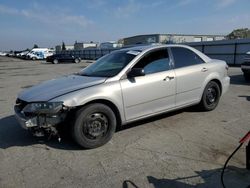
[62, 54, 71, 62]
[170, 47, 210, 107]
[120, 48, 176, 121]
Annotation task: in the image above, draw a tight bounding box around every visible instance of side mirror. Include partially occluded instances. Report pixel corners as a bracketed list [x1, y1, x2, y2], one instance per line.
[127, 68, 145, 78]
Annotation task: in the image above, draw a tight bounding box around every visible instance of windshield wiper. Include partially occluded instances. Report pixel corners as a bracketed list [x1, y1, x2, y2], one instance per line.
[75, 72, 91, 77]
[76, 72, 111, 78]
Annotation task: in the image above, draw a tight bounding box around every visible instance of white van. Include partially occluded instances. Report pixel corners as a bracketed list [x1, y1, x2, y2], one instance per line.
[27, 48, 55, 60]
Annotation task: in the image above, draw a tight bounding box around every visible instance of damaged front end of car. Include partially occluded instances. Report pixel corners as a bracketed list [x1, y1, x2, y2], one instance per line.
[14, 98, 69, 140]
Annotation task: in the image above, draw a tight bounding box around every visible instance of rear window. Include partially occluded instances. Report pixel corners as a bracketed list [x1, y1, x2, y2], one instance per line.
[171, 47, 204, 68]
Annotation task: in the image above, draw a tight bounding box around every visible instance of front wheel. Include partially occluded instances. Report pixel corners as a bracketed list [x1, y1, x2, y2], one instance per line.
[198, 81, 221, 111]
[72, 103, 117, 148]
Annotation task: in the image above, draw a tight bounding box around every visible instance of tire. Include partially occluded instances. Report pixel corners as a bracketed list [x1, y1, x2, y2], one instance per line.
[32, 57, 36, 60]
[198, 81, 221, 111]
[72, 103, 117, 149]
[244, 73, 250, 81]
[53, 59, 59, 64]
[74, 58, 80, 64]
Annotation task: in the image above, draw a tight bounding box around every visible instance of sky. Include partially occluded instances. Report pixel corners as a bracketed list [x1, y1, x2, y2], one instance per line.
[0, 0, 249, 51]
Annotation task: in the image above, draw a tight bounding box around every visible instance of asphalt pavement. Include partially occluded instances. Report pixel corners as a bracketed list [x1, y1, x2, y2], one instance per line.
[0, 56, 249, 188]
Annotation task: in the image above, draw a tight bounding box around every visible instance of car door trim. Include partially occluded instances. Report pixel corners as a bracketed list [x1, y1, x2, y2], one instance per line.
[125, 93, 176, 108]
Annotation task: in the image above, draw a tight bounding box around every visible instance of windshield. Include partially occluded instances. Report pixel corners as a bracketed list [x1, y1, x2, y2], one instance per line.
[79, 50, 138, 77]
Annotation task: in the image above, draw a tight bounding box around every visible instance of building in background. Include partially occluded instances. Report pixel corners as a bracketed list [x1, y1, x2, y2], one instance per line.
[99, 41, 122, 49]
[74, 42, 98, 50]
[121, 34, 225, 46]
[55, 44, 74, 52]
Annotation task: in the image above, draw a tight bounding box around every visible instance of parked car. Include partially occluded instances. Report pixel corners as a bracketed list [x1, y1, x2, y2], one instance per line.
[14, 45, 230, 148]
[20, 51, 30, 59]
[26, 48, 54, 60]
[0, 51, 7, 56]
[241, 51, 250, 81]
[16, 51, 30, 59]
[28, 51, 46, 60]
[5, 52, 14, 57]
[46, 54, 81, 64]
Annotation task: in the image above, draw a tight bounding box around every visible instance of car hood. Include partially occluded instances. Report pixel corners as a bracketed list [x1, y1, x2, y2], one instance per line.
[18, 75, 107, 102]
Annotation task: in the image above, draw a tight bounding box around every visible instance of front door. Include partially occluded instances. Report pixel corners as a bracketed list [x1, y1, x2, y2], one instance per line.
[120, 48, 176, 121]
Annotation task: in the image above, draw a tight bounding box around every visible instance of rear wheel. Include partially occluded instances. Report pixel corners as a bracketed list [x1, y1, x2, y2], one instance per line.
[72, 103, 116, 148]
[243, 73, 250, 81]
[199, 81, 221, 111]
[32, 57, 37, 60]
[53, 59, 59, 64]
[74, 58, 80, 64]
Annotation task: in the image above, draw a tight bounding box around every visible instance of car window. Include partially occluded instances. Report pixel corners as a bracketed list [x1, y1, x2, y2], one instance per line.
[133, 49, 170, 74]
[171, 47, 204, 68]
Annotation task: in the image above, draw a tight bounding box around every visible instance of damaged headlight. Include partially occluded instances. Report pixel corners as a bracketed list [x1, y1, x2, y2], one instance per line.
[23, 102, 63, 114]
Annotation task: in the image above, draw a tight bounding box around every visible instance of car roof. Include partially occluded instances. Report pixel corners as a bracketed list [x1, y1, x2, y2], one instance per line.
[117, 44, 211, 62]
[118, 44, 196, 52]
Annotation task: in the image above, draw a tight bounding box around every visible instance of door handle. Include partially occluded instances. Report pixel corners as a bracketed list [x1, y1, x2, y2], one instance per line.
[201, 67, 208, 72]
[163, 76, 175, 81]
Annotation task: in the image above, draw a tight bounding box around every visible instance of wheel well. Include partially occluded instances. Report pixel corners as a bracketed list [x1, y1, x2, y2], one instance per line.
[210, 79, 222, 95]
[76, 99, 122, 127]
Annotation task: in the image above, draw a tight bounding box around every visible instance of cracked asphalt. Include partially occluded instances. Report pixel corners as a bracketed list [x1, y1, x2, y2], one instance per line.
[0, 56, 249, 188]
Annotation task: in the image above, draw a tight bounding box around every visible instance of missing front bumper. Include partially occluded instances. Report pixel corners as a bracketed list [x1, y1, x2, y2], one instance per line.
[14, 105, 66, 130]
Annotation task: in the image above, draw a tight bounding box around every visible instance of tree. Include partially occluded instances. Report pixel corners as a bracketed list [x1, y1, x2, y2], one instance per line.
[33, 44, 39, 48]
[62, 41, 66, 50]
[227, 28, 250, 39]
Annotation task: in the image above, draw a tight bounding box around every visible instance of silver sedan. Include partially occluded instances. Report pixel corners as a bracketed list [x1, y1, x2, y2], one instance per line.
[14, 44, 230, 148]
